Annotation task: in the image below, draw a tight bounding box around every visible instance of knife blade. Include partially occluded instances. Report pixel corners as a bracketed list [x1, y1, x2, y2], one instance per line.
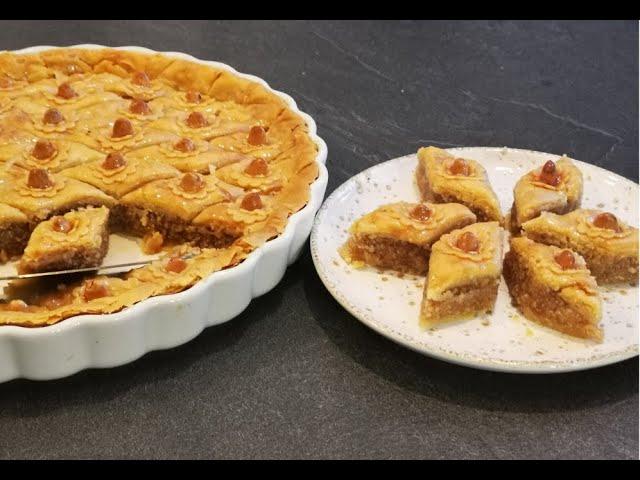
[0, 258, 161, 281]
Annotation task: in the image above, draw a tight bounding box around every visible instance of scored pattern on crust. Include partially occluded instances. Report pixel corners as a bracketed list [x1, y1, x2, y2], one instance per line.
[0, 47, 321, 327]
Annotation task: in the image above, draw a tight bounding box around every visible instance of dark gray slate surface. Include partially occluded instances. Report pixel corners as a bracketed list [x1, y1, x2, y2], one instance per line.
[0, 20, 637, 460]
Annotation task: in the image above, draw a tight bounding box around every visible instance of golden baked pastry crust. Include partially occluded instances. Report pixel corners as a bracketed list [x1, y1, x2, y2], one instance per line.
[420, 221, 503, 326]
[61, 155, 181, 198]
[503, 236, 602, 341]
[416, 146, 502, 223]
[521, 209, 639, 285]
[340, 202, 477, 275]
[0, 48, 319, 326]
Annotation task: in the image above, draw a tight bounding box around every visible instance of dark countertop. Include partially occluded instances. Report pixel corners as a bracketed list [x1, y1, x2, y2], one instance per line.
[0, 20, 637, 460]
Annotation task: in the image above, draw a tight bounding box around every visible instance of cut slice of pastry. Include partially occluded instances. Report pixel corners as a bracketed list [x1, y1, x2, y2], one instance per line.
[521, 209, 638, 285]
[340, 202, 477, 276]
[503, 237, 602, 341]
[509, 156, 583, 233]
[0, 203, 31, 261]
[18, 206, 110, 274]
[416, 146, 502, 223]
[0, 168, 116, 222]
[61, 152, 180, 198]
[420, 221, 503, 326]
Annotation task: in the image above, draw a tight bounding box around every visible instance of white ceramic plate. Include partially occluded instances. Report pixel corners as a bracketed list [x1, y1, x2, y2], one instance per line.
[0, 45, 328, 382]
[311, 147, 638, 373]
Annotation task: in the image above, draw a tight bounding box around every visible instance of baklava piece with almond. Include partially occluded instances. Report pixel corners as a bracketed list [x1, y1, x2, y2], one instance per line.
[340, 202, 477, 275]
[503, 237, 602, 341]
[521, 209, 638, 285]
[509, 156, 583, 233]
[18, 206, 110, 274]
[420, 221, 503, 326]
[416, 146, 502, 223]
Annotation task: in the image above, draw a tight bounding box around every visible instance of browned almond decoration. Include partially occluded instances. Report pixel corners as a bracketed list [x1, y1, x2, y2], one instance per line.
[174, 137, 196, 152]
[539, 160, 561, 187]
[247, 125, 268, 146]
[554, 250, 576, 270]
[57, 82, 78, 99]
[27, 168, 55, 189]
[186, 111, 208, 128]
[83, 279, 111, 302]
[129, 99, 151, 115]
[165, 256, 188, 274]
[43, 108, 64, 125]
[132, 71, 151, 87]
[409, 204, 432, 222]
[241, 192, 263, 211]
[449, 158, 471, 176]
[31, 139, 57, 160]
[186, 90, 202, 103]
[592, 212, 620, 232]
[7, 299, 28, 312]
[51, 216, 73, 233]
[102, 152, 127, 170]
[455, 231, 480, 253]
[179, 172, 205, 193]
[112, 118, 134, 138]
[244, 158, 268, 176]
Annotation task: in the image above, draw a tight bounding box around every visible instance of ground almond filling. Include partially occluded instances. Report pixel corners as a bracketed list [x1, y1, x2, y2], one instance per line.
[0, 48, 319, 326]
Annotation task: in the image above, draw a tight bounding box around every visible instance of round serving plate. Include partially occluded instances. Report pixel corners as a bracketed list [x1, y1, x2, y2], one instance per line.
[0, 45, 328, 382]
[311, 147, 638, 373]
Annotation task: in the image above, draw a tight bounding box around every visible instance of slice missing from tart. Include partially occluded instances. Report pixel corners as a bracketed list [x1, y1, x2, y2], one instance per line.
[18, 206, 110, 274]
[416, 146, 503, 223]
[503, 236, 602, 341]
[339, 201, 477, 275]
[420, 221, 503, 327]
[521, 209, 638, 285]
[509, 156, 583, 233]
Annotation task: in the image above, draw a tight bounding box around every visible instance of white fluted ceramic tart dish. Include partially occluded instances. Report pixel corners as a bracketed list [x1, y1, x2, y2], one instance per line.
[0, 45, 328, 382]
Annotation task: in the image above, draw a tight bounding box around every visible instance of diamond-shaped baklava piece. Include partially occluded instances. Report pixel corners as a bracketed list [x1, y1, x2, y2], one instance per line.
[18, 206, 110, 274]
[416, 146, 502, 223]
[504, 237, 602, 341]
[0, 168, 115, 222]
[13, 139, 104, 172]
[61, 152, 180, 198]
[340, 202, 477, 275]
[127, 138, 248, 174]
[522, 209, 638, 285]
[509, 156, 583, 233]
[420, 221, 503, 326]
